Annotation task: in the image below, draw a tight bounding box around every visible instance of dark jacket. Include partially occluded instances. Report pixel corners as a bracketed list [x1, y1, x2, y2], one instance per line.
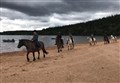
[32, 34, 38, 41]
[57, 34, 62, 39]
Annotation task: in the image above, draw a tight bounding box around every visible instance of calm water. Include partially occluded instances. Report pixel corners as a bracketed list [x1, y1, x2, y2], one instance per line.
[0, 35, 104, 53]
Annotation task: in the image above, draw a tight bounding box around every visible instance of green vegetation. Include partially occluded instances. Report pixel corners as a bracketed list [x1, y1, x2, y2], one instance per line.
[0, 14, 120, 36]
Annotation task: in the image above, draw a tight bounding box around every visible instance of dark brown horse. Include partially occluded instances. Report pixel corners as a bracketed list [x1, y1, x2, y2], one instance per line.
[17, 39, 48, 62]
[104, 36, 110, 44]
[56, 38, 64, 53]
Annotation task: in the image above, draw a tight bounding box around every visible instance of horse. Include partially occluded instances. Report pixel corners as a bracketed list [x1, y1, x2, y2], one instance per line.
[66, 36, 74, 50]
[104, 36, 110, 44]
[55, 38, 64, 53]
[17, 39, 48, 62]
[110, 35, 117, 43]
[87, 37, 97, 46]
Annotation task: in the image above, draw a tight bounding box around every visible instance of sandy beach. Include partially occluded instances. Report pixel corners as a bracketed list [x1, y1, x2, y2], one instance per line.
[0, 40, 120, 83]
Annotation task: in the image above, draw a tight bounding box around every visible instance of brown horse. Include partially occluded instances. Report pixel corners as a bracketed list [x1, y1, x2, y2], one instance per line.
[56, 38, 64, 53]
[17, 39, 48, 62]
[104, 36, 110, 44]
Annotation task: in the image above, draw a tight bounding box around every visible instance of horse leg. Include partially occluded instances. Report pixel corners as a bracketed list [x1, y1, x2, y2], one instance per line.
[90, 42, 92, 46]
[60, 46, 62, 52]
[70, 45, 72, 50]
[95, 41, 97, 44]
[104, 41, 106, 44]
[115, 39, 117, 42]
[94, 41, 95, 45]
[42, 49, 45, 58]
[71, 44, 72, 49]
[73, 44, 74, 49]
[61, 44, 63, 51]
[38, 51, 40, 60]
[72, 43, 74, 49]
[43, 52, 45, 58]
[57, 46, 60, 53]
[26, 52, 30, 62]
[108, 40, 110, 43]
[68, 45, 69, 51]
[33, 52, 36, 61]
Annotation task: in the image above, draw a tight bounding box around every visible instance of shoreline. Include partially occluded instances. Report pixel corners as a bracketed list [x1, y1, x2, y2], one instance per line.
[0, 39, 119, 55]
[0, 42, 88, 54]
[1, 36, 119, 54]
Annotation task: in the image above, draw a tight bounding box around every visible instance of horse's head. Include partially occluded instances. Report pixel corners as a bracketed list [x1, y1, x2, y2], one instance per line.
[17, 39, 25, 48]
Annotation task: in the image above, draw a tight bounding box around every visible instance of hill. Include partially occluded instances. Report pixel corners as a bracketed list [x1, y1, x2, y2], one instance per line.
[39, 14, 120, 35]
[0, 14, 120, 35]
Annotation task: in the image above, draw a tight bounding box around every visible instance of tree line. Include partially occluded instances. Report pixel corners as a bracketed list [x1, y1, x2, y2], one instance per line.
[0, 14, 120, 36]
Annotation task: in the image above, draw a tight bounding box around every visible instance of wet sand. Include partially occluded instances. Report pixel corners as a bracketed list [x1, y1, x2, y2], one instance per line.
[0, 40, 120, 83]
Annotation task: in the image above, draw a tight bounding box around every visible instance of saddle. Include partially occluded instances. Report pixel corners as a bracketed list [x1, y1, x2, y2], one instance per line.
[55, 38, 64, 48]
[33, 41, 40, 48]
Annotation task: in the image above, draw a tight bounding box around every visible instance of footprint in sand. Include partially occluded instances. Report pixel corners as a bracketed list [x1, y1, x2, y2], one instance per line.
[9, 65, 19, 68]
[54, 58, 58, 60]
[53, 61, 56, 63]
[4, 68, 9, 71]
[101, 67, 105, 69]
[39, 66, 44, 68]
[44, 63, 49, 65]
[19, 63, 29, 67]
[60, 56, 64, 58]
[21, 69, 28, 72]
[46, 71, 53, 75]
[10, 73, 18, 77]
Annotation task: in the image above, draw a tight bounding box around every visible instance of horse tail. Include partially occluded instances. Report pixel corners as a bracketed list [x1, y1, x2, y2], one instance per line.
[43, 47, 48, 54]
[39, 41, 48, 54]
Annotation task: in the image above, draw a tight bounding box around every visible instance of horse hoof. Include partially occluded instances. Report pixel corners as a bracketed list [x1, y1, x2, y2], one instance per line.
[44, 55, 45, 58]
[27, 58, 30, 62]
[33, 59, 36, 61]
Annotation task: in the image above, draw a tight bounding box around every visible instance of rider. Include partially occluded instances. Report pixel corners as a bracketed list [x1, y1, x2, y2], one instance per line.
[112, 33, 116, 38]
[91, 34, 94, 41]
[104, 34, 110, 43]
[69, 33, 74, 43]
[55, 32, 64, 48]
[32, 30, 40, 48]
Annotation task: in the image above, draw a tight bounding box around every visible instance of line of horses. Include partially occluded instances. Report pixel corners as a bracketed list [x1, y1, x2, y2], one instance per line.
[17, 35, 117, 62]
[87, 35, 117, 46]
[17, 35, 74, 62]
[56, 35, 74, 53]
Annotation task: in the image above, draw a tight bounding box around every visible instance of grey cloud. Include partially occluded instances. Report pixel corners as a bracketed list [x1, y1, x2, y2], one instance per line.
[0, 2, 51, 16]
[63, 0, 120, 12]
[0, 0, 120, 32]
[1, 0, 119, 16]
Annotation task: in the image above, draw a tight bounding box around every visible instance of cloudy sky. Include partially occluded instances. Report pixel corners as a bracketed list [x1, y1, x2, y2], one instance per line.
[0, 0, 120, 32]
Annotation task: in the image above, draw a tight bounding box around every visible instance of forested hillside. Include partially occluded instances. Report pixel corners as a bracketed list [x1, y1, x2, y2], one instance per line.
[39, 14, 120, 35]
[1, 14, 120, 36]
